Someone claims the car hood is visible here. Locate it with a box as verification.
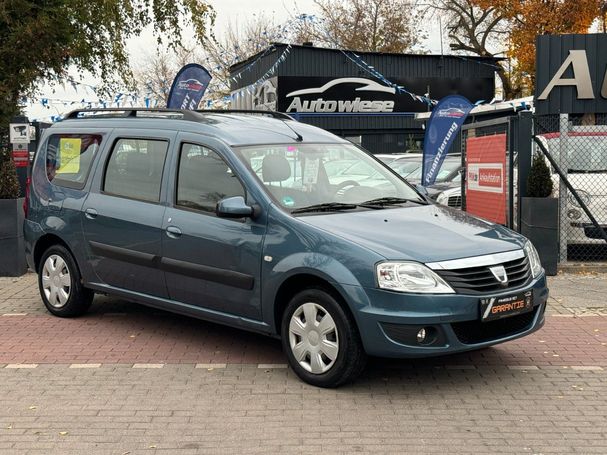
[300,204,524,263]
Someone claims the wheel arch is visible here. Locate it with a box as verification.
[272,272,362,336]
[33,234,73,273]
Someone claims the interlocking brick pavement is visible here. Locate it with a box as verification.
[0,365,606,454]
[1,272,606,453]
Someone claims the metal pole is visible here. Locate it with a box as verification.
[558,114,569,262]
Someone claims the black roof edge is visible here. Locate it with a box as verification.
[229,42,504,73]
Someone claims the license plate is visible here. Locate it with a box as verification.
[480,291,533,322]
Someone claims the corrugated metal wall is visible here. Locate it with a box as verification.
[230,44,497,88]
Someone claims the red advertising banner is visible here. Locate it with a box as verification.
[465,134,507,224]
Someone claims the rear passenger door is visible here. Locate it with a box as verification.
[81,130,175,298]
[161,135,266,319]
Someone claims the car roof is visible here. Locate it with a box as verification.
[51,109,347,147]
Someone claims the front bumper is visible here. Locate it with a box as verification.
[350,273,548,358]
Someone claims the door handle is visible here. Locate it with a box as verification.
[84,208,98,219]
[165,226,182,239]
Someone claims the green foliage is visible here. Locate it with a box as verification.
[0,0,215,124]
[527,152,553,198]
[0,144,20,199]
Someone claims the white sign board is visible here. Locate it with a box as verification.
[9,123,31,144]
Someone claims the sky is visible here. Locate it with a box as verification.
[25,0,443,121]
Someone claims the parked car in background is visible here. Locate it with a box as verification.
[435,129,607,244]
[24,109,548,388]
[538,128,607,245]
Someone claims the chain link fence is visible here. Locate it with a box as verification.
[535,114,607,262]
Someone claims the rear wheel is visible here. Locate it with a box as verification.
[281,288,366,388]
[39,245,93,317]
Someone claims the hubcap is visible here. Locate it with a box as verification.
[41,255,71,308]
[288,302,339,374]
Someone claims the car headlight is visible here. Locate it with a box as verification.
[436,192,448,205]
[524,241,543,278]
[568,189,591,208]
[376,262,454,294]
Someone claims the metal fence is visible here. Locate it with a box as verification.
[534,114,607,262]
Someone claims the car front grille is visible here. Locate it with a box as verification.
[434,255,532,295]
[447,195,462,207]
[451,306,541,344]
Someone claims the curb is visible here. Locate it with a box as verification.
[557,262,607,274]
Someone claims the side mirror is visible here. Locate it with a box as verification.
[415,184,429,197]
[216,196,254,218]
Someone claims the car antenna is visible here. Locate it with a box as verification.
[281,119,303,142]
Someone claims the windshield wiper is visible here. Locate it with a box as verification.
[359,197,427,207]
[291,202,358,214]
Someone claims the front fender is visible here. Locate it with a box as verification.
[261,252,372,335]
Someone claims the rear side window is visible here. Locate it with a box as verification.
[176,143,245,213]
[46,134,102,189]
[104,138,168,203]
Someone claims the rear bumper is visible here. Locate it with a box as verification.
[350,274,548,358]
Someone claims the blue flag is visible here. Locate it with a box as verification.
[166,63,212,110]
[421,95,473,186]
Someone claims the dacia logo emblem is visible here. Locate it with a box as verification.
[489,265,508,286]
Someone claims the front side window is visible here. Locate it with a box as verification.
[176,143,245,213]
[46,134,102,189]
[104,138,168,202]
[234,143,423,211]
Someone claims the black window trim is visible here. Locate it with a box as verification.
[45,133,104,191]
[173,141,248,219]
[101,136,170,205]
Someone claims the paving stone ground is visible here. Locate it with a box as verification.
[0,272,606,454]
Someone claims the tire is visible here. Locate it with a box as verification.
[38,245,93,317]
[281,288,367,388]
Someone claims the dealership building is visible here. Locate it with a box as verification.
[229,43,499,154]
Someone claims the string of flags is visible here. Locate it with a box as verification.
[26,12,530,123]
[341,50,439,106]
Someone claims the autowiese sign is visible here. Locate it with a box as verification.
[275,76,494,114]
[535,34,607,115]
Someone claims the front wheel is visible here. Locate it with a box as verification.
[281,288,367,388]
[39,245,93,317]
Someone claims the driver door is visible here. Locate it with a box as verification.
[161,136,266,320]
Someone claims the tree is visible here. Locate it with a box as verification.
[0,0,214,125]
[429,0,514,96]
[479,0,600,91]
[133,46,199,108]
[293,0,423,53]
[133,14,291,107]
[201,14,282,100]
[432,0,603,98]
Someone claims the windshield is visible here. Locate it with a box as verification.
[234,143,423,212]
[544,135,607,172]
[407,159,462,183]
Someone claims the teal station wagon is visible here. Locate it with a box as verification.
[24,109,548,387]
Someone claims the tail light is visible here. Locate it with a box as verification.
[23,177,31,219]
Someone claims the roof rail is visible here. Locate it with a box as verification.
[64,108,295,122]
[64,108,204,121]
[196,109,295,120]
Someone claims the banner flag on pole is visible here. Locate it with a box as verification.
[166,63,212,110]
[421,95,474,186]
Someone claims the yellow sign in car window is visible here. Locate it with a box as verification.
[57,138,82,174]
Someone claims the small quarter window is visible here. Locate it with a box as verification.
[46,134,102,189]
[104,138,168,203]
[176,143,245,213]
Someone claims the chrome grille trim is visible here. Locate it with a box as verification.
[426,249,525,271]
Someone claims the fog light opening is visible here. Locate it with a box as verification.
[416,328,426,343]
